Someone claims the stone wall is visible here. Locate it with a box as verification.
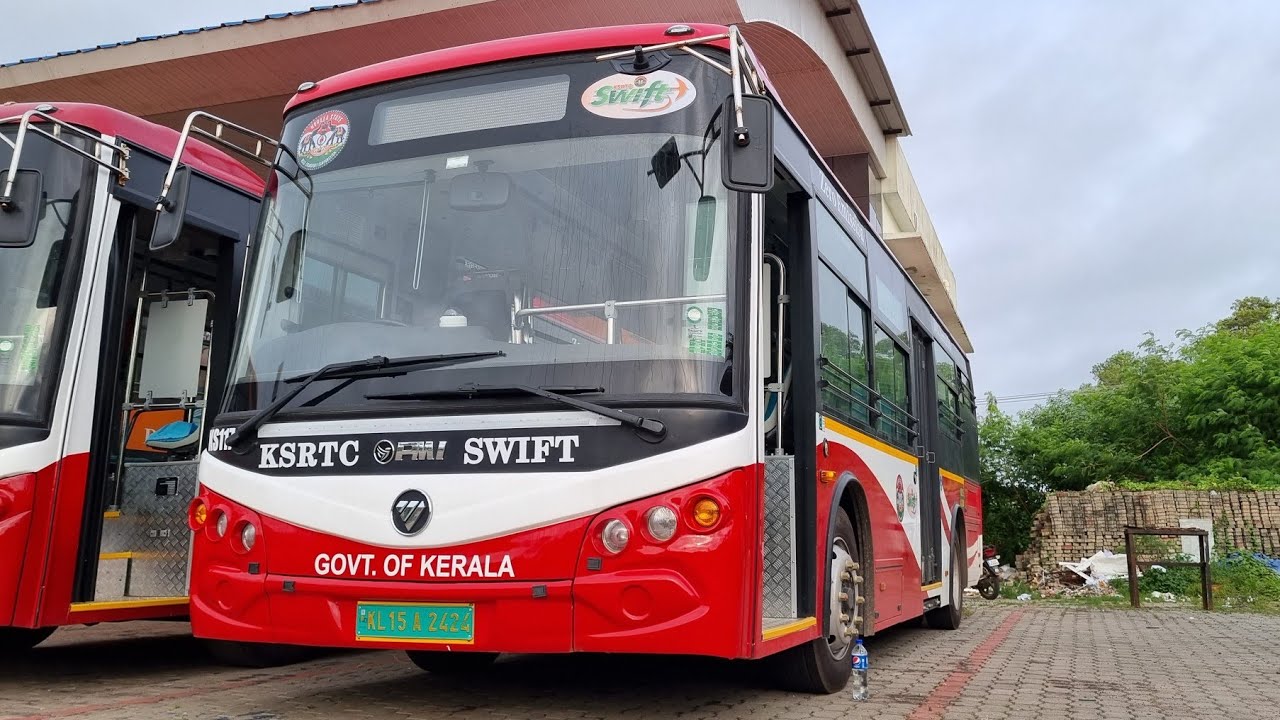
[1018,490,1280,577]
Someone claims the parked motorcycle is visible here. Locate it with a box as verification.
[976,546,1002,599]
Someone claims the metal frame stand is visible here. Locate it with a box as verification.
[1124,526,1213,610]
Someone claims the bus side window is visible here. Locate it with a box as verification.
[873,326,909,447]
[817,263,871,427]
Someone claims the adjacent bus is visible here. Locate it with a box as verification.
[0,102,266,650]
[176,23,981,692]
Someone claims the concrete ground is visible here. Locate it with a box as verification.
[2,603,1278,720]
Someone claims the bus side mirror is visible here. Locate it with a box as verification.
[150,165,192,251]
[0,169,44,248]
[721,94,774,193]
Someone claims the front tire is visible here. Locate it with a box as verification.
[406,650,499,674]
[925,525,964,630]
[773,508,863,694]
[0,627,55,652]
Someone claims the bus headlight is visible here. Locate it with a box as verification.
[601,519,630,554]
[238,521,257,552]
[644,506,678,542]
[212,510,228,539]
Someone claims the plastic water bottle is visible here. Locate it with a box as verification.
[851,638,869,700]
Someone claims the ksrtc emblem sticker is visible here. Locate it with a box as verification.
[297,109,351,170]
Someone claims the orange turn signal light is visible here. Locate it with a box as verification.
[189,499,208,529]
[691,497,721,529]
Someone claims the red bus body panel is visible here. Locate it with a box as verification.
[191,467,759,658]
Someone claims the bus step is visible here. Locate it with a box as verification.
[762,455,798,619]
[94,552,132,600]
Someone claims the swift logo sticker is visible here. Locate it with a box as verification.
[582,71,697,119]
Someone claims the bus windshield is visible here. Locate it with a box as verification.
[0,130,91,428]
[227,55,741,414]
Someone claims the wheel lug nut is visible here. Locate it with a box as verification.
[839,592,849,602]
[840,613,850,622]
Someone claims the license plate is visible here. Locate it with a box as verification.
[985,559,1000,567]
[355,602,474,644]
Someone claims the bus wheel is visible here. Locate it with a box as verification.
[924,526,964,630]
[0,627,55,652]
[773,508,860,694]
[406,650,499,674]
[204,639,311,667]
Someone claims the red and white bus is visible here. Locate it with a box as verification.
[183,23,981,691]
[0,102,267,650]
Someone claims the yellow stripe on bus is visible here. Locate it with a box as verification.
[921,581,944,592]
[940,470,966,486]
[103,510,121,519]
[98,552,133,561]
[822,416,918,464]
[68,597,188,612]
[762,617,817,641]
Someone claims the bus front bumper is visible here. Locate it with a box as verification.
[190,466,758,658]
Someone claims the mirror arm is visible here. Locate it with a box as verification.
[0,109,131,209]
[729,26,749,147]
[595,24,765,97]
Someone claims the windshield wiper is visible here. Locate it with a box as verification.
[367,382,667,442]
[367,383,604,399]
[227,351,504,450]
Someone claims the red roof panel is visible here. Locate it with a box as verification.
[0,101,264,194]
[285,22,733,113]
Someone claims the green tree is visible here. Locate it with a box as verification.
[978,395,1045,560]
[982,296,1280,556]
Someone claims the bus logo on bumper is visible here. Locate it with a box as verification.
[392,489,432,536]
[374,439,448,464]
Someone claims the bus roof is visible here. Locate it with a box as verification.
[0,101,264,194]
[285,22,733,114]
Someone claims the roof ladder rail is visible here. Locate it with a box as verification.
[156,110,310,213]
[0,107,131,209]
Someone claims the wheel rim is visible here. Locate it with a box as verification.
[826,537,861,659]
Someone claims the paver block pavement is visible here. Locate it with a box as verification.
[2,604,1278,719]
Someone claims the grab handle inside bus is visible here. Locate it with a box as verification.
[692,195,717,282]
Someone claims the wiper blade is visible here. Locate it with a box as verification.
[366,383,604,400]
[367,383,667,441]
[227,351,504,450]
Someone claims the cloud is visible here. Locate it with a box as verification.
[862,0,1280,404]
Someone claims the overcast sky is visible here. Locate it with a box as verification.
[3,1,1278,407]
[861,1,1280,407]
